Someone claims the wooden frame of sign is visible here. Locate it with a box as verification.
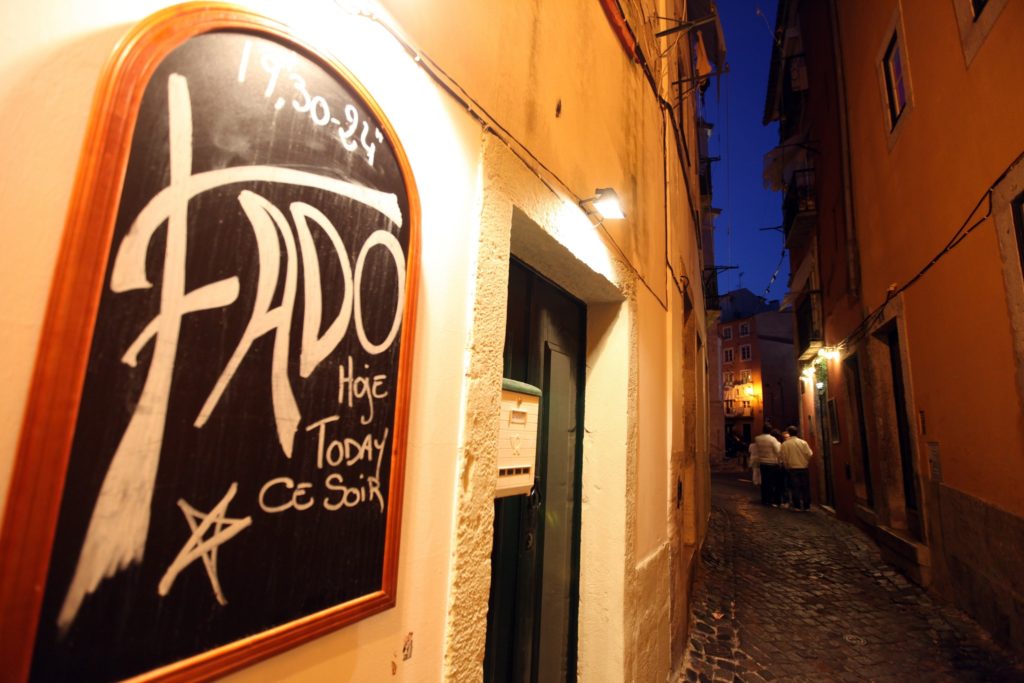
[0,3,419,681]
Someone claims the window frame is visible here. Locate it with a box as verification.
[724,348,734,364]
[740,344,752,361]
[875,5,914,147]
[882,33,907,128]
[722,326,733,341]
[988,163,1024,422]
[1014,193,1024,277]
[738,322,750,337]
[951,0,1009,66]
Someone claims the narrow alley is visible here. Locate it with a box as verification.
[682,473,1024,683]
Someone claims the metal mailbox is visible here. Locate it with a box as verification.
[496,379,541,498]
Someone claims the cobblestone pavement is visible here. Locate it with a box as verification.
[680,472,1024,682]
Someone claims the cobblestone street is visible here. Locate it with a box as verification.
[681,473,1024,682]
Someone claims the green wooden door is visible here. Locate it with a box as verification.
[485,259,585,683]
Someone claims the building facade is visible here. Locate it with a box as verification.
[717,289,797,448]
[765,0,1024,655]
[0,0,722,681]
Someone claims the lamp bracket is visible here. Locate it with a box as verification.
[655,14,717,38]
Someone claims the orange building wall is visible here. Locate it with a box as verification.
[837,0,1024,517]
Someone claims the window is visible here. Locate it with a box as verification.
[882,32,907,128]
[724,348,734,363]
[740,344,752,361]
[952,0,1008,66]
[724,371,734,385]
[739,323,750,337]
[742,400,751,409]
[1014,193,1024,278]
[740,369,752,384]
[722,327,733,341]
[991,163,1024,404]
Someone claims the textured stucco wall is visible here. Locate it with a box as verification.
[438,132,511,681]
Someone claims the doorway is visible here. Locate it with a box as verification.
[844,354,874,508]
[814,368,837,508]
[883,324,921,539]
[484,259,586,683]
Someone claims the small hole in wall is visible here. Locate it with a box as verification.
[555,99,562,117]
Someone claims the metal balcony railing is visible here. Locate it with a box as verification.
[779,54,808,140]
[783,168,817,247]
[703,268,721,311]
[795,290,824,361]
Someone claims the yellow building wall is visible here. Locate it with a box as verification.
[0,0,709,681]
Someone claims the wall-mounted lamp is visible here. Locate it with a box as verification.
[580,187,626,220]
[817,347,840,362]
[744,385,755,397]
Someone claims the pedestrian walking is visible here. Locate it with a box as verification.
[750,425,782,506]
[748,440,760,486]
[727,428,744,464]
[780,425,813,511]
[775,427,792,508]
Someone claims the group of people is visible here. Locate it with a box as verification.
[748,424,813,511]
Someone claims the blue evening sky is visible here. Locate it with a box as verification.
[704,0,788,302]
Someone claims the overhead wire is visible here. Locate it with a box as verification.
[830,148,1024,354]
[762,247,786,297]
[349,4,675,306]
[723,63,734,293]
[349,2,732,312]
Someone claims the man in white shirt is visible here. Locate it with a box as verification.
[750,425,782,506]
[780,425,813,511]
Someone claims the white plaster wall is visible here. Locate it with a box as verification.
[636,284,669,559]
[0,2,482,681]
[0,1,711,682]
[0,4,137,514]
[579,302,631,682]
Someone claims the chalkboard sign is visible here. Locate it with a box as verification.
[0,5,418,681]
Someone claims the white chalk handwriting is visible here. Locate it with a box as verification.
[258,417,389,514]
[238,38,384,166]
[338,356,389,425]
[157,483,253,605]
[58,69,405,631]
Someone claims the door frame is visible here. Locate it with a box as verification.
[485,259,586,683]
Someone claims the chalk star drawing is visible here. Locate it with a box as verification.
[158,482,252,605]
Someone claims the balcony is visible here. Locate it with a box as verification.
[783,168,816,249]
[699,160,713,198]
[795,290,823,361]
[779,54,808,140]
[703,267,721,311]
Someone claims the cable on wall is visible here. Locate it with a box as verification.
[828,147,1024,354]
[347,3,711,311]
